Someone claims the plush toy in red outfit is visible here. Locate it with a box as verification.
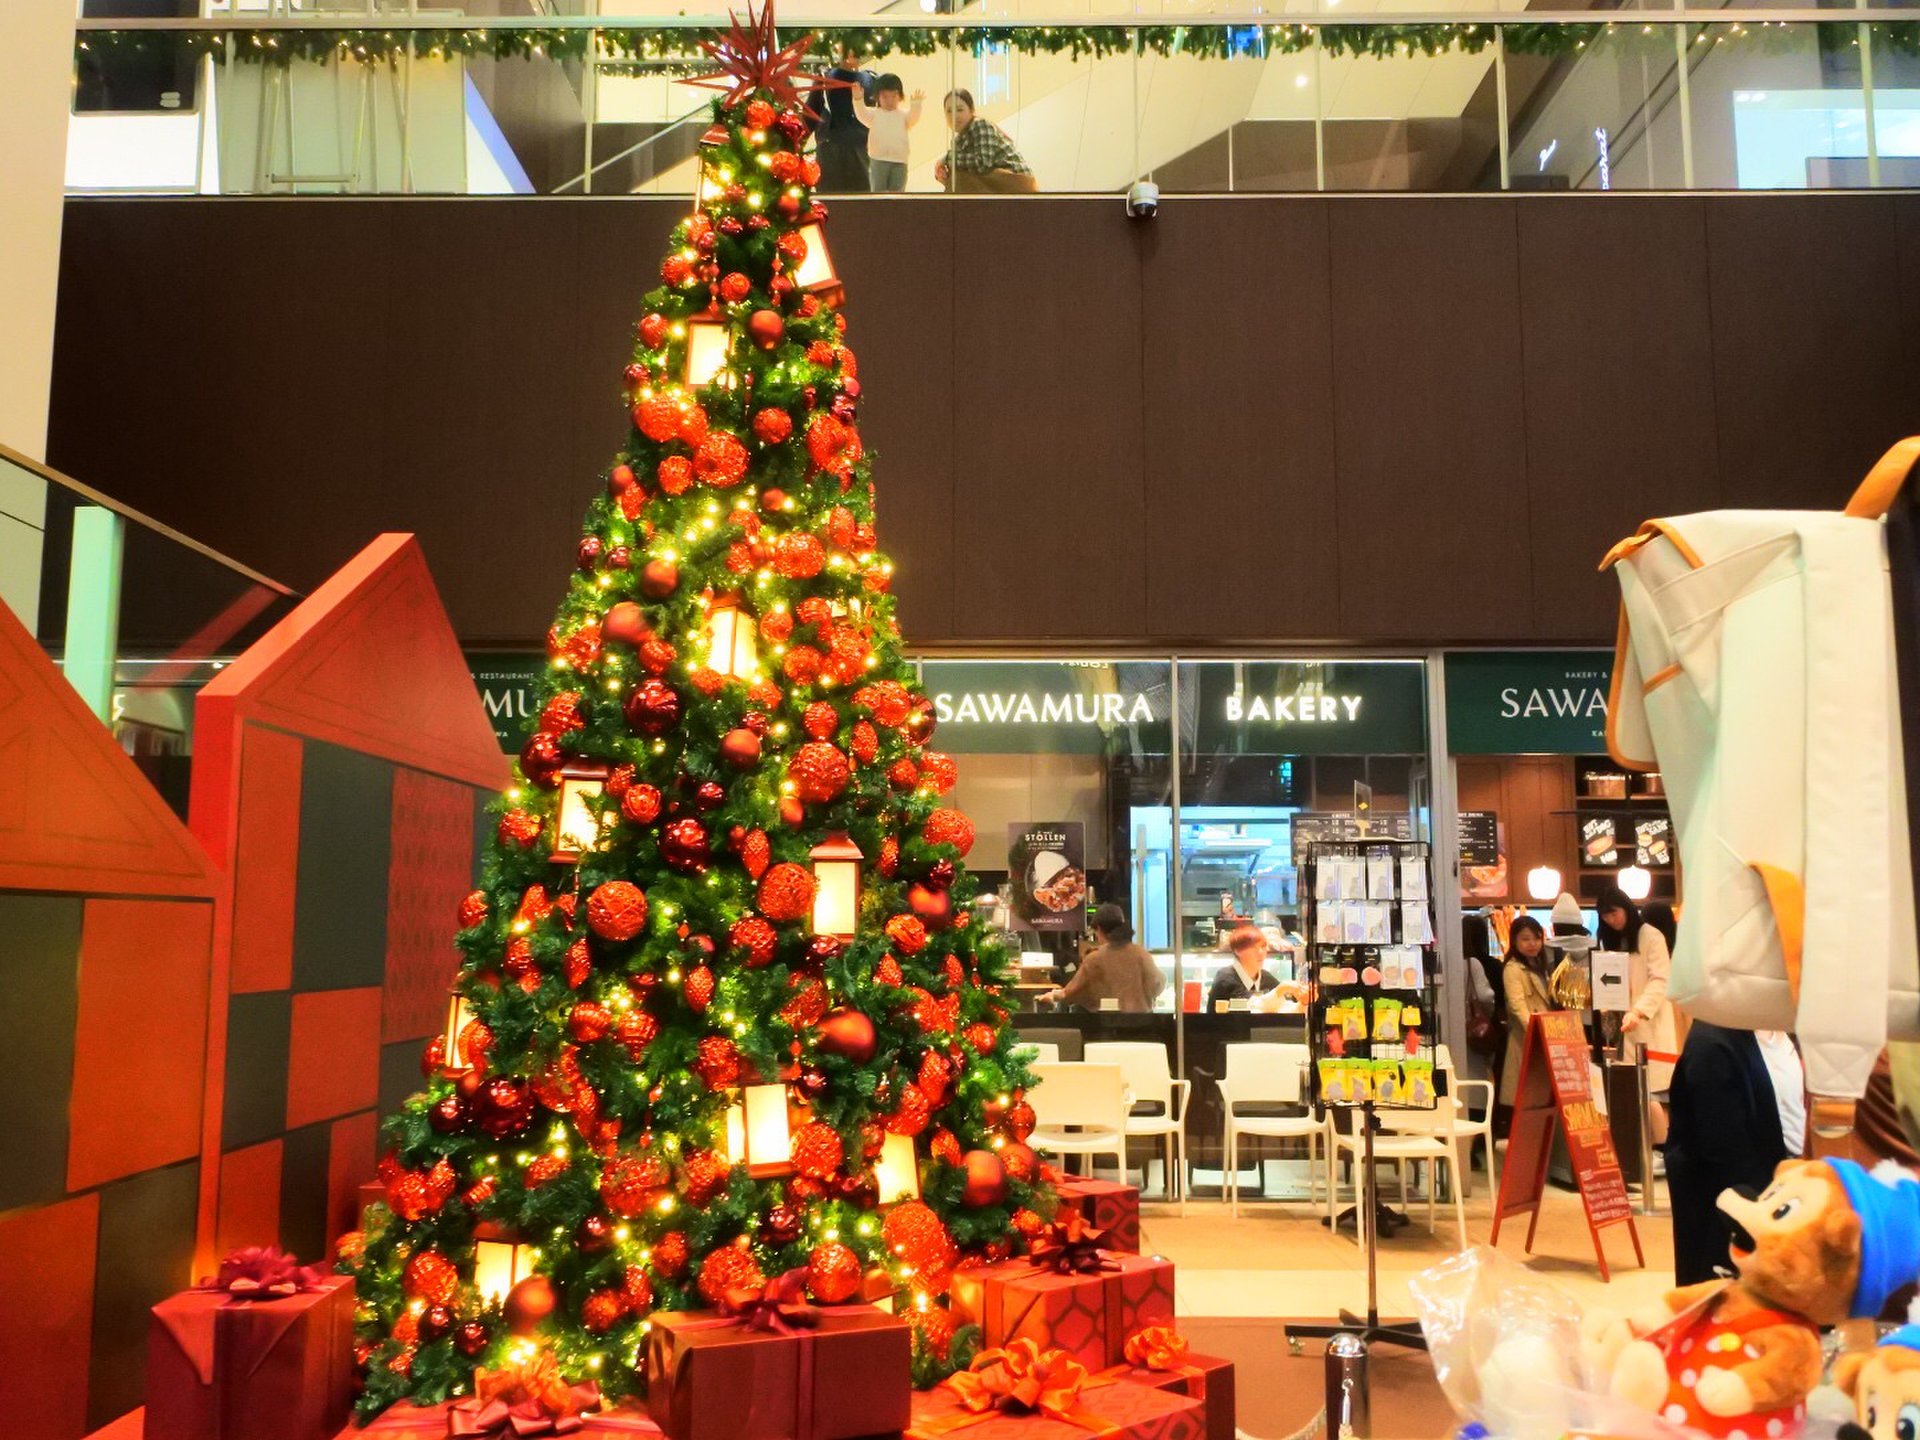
[1599,1159,1920,1439]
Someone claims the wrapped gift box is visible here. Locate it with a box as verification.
[645,1303,910,1440]
[948,1255,1175,1372]
[906,1373,1203,1440]
[147,1275,355,1440]
[1053,1178,1140,1253]
[1112,1354,1234,1440]
[348,1400,663,1437]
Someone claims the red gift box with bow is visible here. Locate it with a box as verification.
[147,1254,354,1440]
[906,1340,1204,1440]
[1051,1177,1140,1254]
[947,1231,1174,1374]
[644,1270,911,1440]
[1107,1328,1234,1440]
[348,1401,663,1439]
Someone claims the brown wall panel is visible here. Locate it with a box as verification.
[1139,201,1341,640]
[1706,195,1915,511]
[1327,199,1529,641]
[48,194,1920,651]
[1516,198,1721,637]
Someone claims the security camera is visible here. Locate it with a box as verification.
[1124,180,1159,219]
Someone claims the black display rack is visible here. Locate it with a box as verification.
[1290,835,1439,1352]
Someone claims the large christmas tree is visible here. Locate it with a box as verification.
[342,5,1046,1416]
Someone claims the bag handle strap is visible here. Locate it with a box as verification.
[1809,1097,1858,1156]
[1845,437,1920,519]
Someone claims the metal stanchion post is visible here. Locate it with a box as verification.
[1325,1333,1371,1439]
[1637,1048,1658,1216]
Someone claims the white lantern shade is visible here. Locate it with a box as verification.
[444,992,476,1071]
[810,832,863,939]
[552,764,608,863]
[722,1082,795,1177]
[788,221,843,303]
[704,599,759,681]
[873,1131,920,1205]
[473,1234,533,1304]
[1525,866,1563,903]
[1617,865,1654,901]
[684,315,731,388]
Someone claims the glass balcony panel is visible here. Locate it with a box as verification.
[1687,22,1876,190]
[1504,23,1674,191]
[1315,25,1506,191]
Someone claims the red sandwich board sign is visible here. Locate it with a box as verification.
[1489,1010,1644,1280]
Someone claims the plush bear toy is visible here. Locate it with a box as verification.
[1834,1317,1920,1440]
[1601,1159,1920,1440]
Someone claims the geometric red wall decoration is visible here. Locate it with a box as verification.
[0,1193,100,1440]
[68,899,213,1192]
[229,728,302,994]
[214,1138,283,1256]
[285,986,382,1132]
[383,768,475,1042]
[326,1109,379,1257]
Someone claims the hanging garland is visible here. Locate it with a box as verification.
[74,19,1920,73]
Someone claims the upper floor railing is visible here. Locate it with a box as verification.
[67,10,1920,196]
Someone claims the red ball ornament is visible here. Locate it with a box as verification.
[653,1230,690,1278]
[849,720,879,763]
[609,462,638,496]
[623,1266,654,1313]
[788,742,851,804]
[582,1291,626,1334]
[586,881,649,941]
[881,1200,957,1288]
[803,702,840,740]
[884,914,928,956]
[690,1034,737,1091]
[601,1153,671,1216]
[908,1306,957,1360]
[684,965,716,1014]
[505,1277,558,1336]
[403,1250,459,1305]
[904,697,938,745]
[577,1213,615,1254]
[719,271,752,303]
[640,558,680,599]
[960,1149,1008,1207]
[757,863,815,922]
[541,691,586,735]
[681,1149,731,1206]
[1006,1098,1036,1141]
[874,953,904,987]
[635,395,681,441]
[695,431,750,488]
[746,98,776,129]
[617,1008,659,1060]
[419,1304,454,1343]
[923,809,976,857]
[762,1204,803,1246]
[603,601,650,647]
[427,1092,469,1134]
[753,409,793,445]
[730,915,779,967]
[806,413,863,476]
[1000,1142,1038,1183]
[791,1121,845,1180]
[747,309,786,349]
[886,1083,932,1137]
[695,780,727,811]
[779,795,807,828]
[929,1128,963,1166]
[639,313,669,348]
[475,1076,534,1138]
[908,883,953,929]
[720,727,762,769]
[965,1022,999,1055]
[696,1241,766,1306]
[519,732,564,789]
[621,784,663,825]
[458,890,490,928]
[577,536,603,571]
[661,254,694,287]
[454,1320,492,1359]
[657,455,694,496]
[625,680,681,736]
[807,1241,862,1303]
[815,1008,877,1064]
[774,532,827,579]
[783,647,825,686]
[660,816,711,875]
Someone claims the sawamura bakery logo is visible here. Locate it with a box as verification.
[930,691,1155,726]
[1224,690,1364,724]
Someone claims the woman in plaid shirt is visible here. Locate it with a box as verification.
[934,89,1036,194]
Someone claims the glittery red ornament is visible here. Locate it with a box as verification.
[623,1265,654,1312]
[779,979,828,1030]
[760,610,794,645]
[923,809,975,856]
[617,1008,659,1060]
[621,784,663,824]
[718,271,752,304]
[779,795,807,827]
[874,953,904,987]
[602,1153,671,1217]
[586,881,648,941]
[762,1204,802,1246]
[965,1023,999,1055]
[475,1075,534,1138]
[519,732,565,789]
[805,413,862,476]
[679,403,709,444]
[660,816,711,875]
[803,702,839,740]
[526,1153,568,1188]
[746,309,785,348]
[720,727,762,768]
[884,914,928,955]
[849,721,879,764]
[458,890,490,928]
[1000,1142,1037,1184]
[657,455,694,496]
[402,1250,459,1306]
[641,638,678,676]
[882,1201,957,1289]
[886,1083,932,1137]
[685,968,718,1017]
[581,1290,627,1334]
[745,98,775,129]
[783,647,825,685]
[661,254,694,287]
[753,408,793,444]
[681,1149,731,1206]
[1005,1099,1036,1141]
[815,1007,877,1064]
[695,431,750,488]
[774,532,826,579]
[908,1305,957,1360]
[857,681,912,727]
[639,313,669,349]
[788,742,850,803]
[695,779,727,811]
[918,1050,951,1105]
[603,601,650,648]
[960,1149,1008,1207]
[757,863,815,922]
[929,1128,962,1166]
[878,836,900,878]
[636,394,682,441]
[921,752,959,793]
[696,1241,766,1306]
[540,691,586,736]
[805,1241,862,1304]
[505,1276,557,1336]
[791,1121,845,1180]
[459,1019,494,1066]
[740,828,771,880]
[569,1002,613,1043]
[730,915,779,967]
[578,537,604,572]
[624,679,681,736]
[640,558,680,599]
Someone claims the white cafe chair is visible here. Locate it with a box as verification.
[1216,1042,1320,1217]
[1084,1041,1190,1214]
[1027,1062,1128,1184]
[1329,1089,1469,1249]
[1014,1042,1062,1067]
[1435,1043,1497,1196]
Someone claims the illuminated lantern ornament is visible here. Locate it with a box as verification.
[683,311,732,388]
[809,832,863,939]
[722,1079,799,1177]
[788,220,844,306]
[873,1131,920,1204]
[472,1226,534,1304]
[1525,866,1562,903]
[1617,864,1653,901]
[442,990,477,1071]
[702,595,759,681]
[551,761,610,863]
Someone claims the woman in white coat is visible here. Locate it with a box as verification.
[1599,884,1679,1143]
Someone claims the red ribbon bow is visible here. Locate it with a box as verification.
[719,1266,820,1336]
[945,1338,1092,1420]
[447,1354,601,1439]
[1123,1325,1191,1372]
[196,1246,324,1301]
[1030,1211,1116,1275]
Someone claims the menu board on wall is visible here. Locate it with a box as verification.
[1291,811,1417,847]
[1456,811,1499,866]
[1635,816,1673,867]
[1008,823,1087,932]
[1580,815,1619,869]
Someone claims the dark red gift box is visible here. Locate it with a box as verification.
[147,1274,355,1440]
[347,1400,665,1437]
[905,1372,1204,1439]
[1109,1353,1234,1440]
[947,1255,1175,1373]
[1053,1178,1139,1253]
[644,1302,911,1440]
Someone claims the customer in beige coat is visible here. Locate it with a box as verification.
[1497,914,1554,1130]
[1599,884,1679,1142]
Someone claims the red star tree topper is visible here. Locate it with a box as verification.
[339,1,1047,1415]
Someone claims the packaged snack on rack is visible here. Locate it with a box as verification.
[1404,1058,1435,1105]
[1340,998,1369,1041]
[1371,998,1403,1043]
[1349,1060,1376,1102]
[1399,856,1429,901]
[1317,906,1344,945]
[1373,1059,1405,1104]
[1367,852,1397,900]
[1342,903,1369,945]
[1318,1057,1356,1104]
[1365,901,1394,944]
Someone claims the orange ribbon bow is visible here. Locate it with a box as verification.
[942,1338,1112,1431]
[449,1353,601,1438]
[1123,1326,1190,1372]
